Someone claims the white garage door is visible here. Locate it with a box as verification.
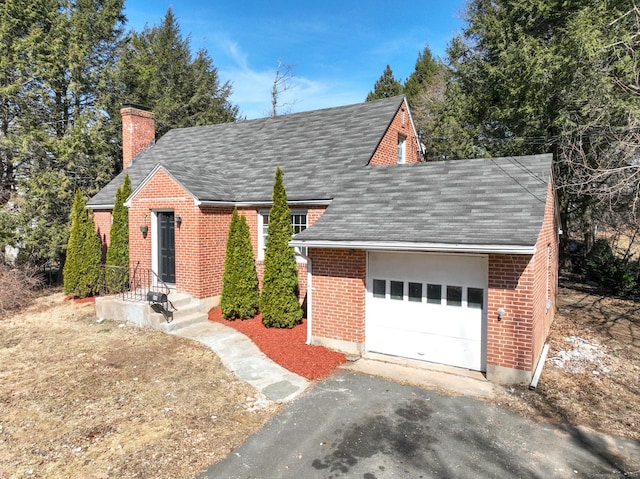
[366,252,487,371]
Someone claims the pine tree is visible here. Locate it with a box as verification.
[221,208,259,319]
[116,7,238,138]
[260,167,302,328]
[366,65,403,101]
[403,46,440,108]
[440,0,640,257]
[6,0,124,265]
[106,173,131,291]
[63,189,86,295]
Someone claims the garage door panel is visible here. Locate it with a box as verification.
[369,252,487,286]
[366,252,487,372]
[367,324,482,371]
[367,306,482,341]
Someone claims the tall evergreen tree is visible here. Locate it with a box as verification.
[106,173,131,291]
[0,0,53,205]
[63,189,102,298]
[260,167,302,328]
[221,208,259,319]
[366,65,403,101]
[437,0,640,255]
[5,0,125,265]
[403,46,440,108]
[116,7,239,138]
[63,189,86,295]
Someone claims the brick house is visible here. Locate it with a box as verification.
[89,96,559,384]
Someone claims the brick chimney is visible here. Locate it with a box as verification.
[120,105,155,170]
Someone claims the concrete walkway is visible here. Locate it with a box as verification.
[170,321,310,403]
[170,319,496,403]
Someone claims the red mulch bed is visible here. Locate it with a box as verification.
[208,308,347,380]
[64,295,97,304]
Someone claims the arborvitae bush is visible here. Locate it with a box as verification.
[106,174,132,291]
[75,211,102,298]
[63,190,85,295]
[221,208,259,319]
[260,167,303,328]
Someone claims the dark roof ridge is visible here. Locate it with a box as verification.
[159,95,406,135]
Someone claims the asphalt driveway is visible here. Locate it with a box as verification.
[197,370,640,478]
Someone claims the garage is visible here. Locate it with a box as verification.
[365,252,487,371]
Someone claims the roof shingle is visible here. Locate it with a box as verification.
[88,96,404,207]
[292,154,552,249]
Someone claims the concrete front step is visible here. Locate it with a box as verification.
[95,291,209,332]
[160,310,208,332]
[167,292,193,309]
[156,293,209,332]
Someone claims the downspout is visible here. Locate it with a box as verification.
[296,250,313,345]
[529,343,550,390]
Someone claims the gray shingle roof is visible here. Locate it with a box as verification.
[292,154,553,249]
[88,96,405,207]
[89,96,553,251]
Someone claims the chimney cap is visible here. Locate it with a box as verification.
[121,103,152,112]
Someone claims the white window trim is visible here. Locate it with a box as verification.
[258,209,308,262]
[151,209,175,287]
[397,134,406,164]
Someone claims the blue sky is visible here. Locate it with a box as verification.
[123,1,468,119]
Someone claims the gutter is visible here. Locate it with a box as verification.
[86,204,114,210]
[289,239,536,255]
[194,199,332,207]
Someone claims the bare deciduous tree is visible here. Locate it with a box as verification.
[270,60,297,117]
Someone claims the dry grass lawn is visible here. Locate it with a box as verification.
[496,279,640,442]
[2,280,639,477]
[0,292,279,479]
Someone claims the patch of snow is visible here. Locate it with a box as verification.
[548,336,610,374]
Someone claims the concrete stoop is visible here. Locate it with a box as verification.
[157,292,208,332]
[95,292,208,332]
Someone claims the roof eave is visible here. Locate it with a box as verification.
[289,239,536,255]
[195,199,333,207]
[86,203,114,210]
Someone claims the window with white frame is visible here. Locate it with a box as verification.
[397,134,406,164]
[259,210,307,260]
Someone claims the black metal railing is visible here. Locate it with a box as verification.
[124,265,171,303]
[99,263,171,303]
[98,263,176,322]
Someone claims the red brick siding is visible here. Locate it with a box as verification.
[193,206,233,298]
[369,100,420,165]
[486,179,558,373]
[487,254,535,371]
[93,210,112,248]
[309,249,367,344]
[128,168,231,299]
[531,180,559,364]
[121,107,155,170]
[129,177,327,302]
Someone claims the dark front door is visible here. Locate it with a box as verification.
[158,212,176,284]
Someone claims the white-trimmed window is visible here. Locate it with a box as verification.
[397,134,406,164]
[258,210,307,260]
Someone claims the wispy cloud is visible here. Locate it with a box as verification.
[219,40,364,119]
